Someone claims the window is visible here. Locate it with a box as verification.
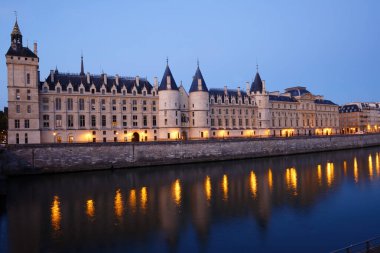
[80,88,84,94]
[101,99,106,111]
[14,119,20,129]
[56,87,61,93]
[91,115,96,127]
[102,115,106,127]
[68,88,73,94]
[91,88,95,94]
[143,116,147,126]
[42,97,49,111]
[55,115,62,127]
[55,98,61,111]
[112,99,117,111]
[133,115,138,127]
[153,116,157,126]
[27,89,31,100]
[112,90,116,95]
[218,118,222,126]
[16,105,20,113]
[16,133,19,144]
[67,98,73,110]
[133,90,137,96]
[24,119,29,129]
[102,89,105,95]
[165,119,167,126]
[122,100,127,111]
[27,105,31,113]
[67,115,74,127]
[79,98,85,110]
[123,115,127,127]
[79,115,85,127]
[43,115,49,128]
[26,73,30,84]
[132,100,137,111]
[91,99,96,111]
[24,133,28,144]
[43,86,48,93]
[211,118,215,126]
[16,89,20,100]
[112,115,117,127]
[167,133,170,139]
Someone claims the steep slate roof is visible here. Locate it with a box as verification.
[158,65,179,91]
[189,66,208,92]
[250,72,263,93]
[41,71,153,94]
[269,95,298,103]
[315,99,337,105]
[209,88,251,104]
[285,87,311,97]
[339,104,361,113]
[6,46,37,58]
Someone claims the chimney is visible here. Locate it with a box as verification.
[103,74,107,84]
[154,77,158,89]
[33,42,38,56]
[50,70,54,82]
[86,72,90,84]
[198,78,202,91]
[262,80,266,93]
[246,82,250,94]
[166,76,171,89]
[135,76,140,86]
[224,85,228,95]
[115,74,119,85]
[237,87,241,96]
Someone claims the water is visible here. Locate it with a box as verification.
[1,147,380,253]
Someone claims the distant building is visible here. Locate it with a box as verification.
[339,102,380,134]
[6,19,339,144]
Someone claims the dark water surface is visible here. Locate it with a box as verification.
[1,147,380,253]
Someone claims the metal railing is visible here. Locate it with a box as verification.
[331,236,380,253]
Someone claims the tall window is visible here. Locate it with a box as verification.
[152,116,157,126]
[16,89,20,100]
[132,100,137,111]
[42,97,49,111]
[15,119,20,129]
[16,133,19,144]
[101,99,106,111]
[112,115,117,127]
[112,99,117,111]
[79,98,85,110]
[133,115,138,127]
[143,115,147,126]
[26,73,30,84]
[55,98,61,111]
[24,133,28,144]
[102,115,106,127]
[27,89,31,100]
[79,115,85,127]
[91,99,96,111]
[123,115,127,127]
[67,115,74,127]
[42,115,49,128]
[55,115,62,127]
[91,115,96,127]
[16,105,20,113]
[67,98,73,110]
[24,119,30,129]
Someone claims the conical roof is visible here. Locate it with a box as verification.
[11,20,22,36]
[250,72,263,93]
[158,65,179,91]
[189,66,208,92]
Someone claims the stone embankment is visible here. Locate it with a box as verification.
[1,134,380,176]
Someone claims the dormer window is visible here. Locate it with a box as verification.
[68,88,72,94]
[143,91,147,96]
[102,89,105,95]
[91,89,95,94]
[80,88,84,94]
[56,87,61,93]
[152,91,156,96]
[122,90,126,96]
[43,86,48,93]
[133,90,137,96]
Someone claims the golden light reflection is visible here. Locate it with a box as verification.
[250,171,257,199]
[326,162,334,187]
[317,164,322,185]
[343,161,347,175]
[129,189,137,212]
[368,155,374,180]
[51,196,61,231]
[268,169,273,191]
[86,199,95,218]
[222,174,228,200]
[140,187,147,210]
[376,153,380,176]
[114,189,124,218]
[172,179,181,205]
[205,176,212,201]
[354,157,359,183]
[286,168,297,195]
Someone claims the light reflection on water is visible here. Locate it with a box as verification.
[3,147,380,253]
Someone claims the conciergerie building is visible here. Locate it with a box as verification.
[6,19,340,144]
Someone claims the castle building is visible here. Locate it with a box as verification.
[339,102,380,134]
[6,20,340,144]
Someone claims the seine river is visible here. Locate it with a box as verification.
[1,147,380,253]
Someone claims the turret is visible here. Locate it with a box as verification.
[158,62,181,140]
[188,63,210,139]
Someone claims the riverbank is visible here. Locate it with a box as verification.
[1,134,380,176]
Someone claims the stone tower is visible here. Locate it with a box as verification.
[6,19,41,144]
[188,64,210,139]
[250,70,270,135]
[158,62,181,140]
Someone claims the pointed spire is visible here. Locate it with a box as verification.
[11,12,21,36]
[158,61,179,91]
[80,53,85,75]
[189,63,208,93]
[250,72,263,93]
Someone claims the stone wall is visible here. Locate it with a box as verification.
[1,134,380,175]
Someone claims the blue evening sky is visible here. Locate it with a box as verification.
[0,0,379,109]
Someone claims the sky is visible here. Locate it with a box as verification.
[0,0,379,109]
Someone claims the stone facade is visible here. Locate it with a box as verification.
[339,102,380,134]
[6,20,340,144]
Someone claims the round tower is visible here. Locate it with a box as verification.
[188,64,210,139]
[158,63,181,140]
